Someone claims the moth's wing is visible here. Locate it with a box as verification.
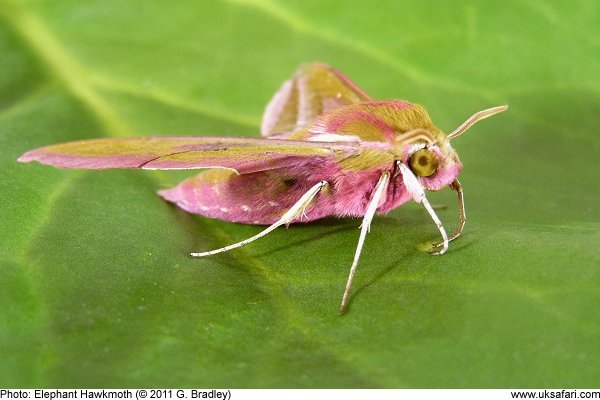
[18,136,358,174]
[261,63,372,138]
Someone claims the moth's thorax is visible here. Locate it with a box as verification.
[374,141,461,214]
[305,100,442,141]
[298,97,462,193]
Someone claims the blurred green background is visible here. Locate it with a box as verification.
[1,0,598,388]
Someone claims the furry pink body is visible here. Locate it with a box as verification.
[158,161,397,225]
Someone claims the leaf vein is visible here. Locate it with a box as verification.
[0,0,134,135]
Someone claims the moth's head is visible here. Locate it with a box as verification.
[404,141,461,191]
[402,104,508,191]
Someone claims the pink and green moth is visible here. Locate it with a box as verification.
[18,63,507,313]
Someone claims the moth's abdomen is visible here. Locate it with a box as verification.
[158,162,402,224]
[158,168,336,225]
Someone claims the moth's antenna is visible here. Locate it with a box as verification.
[447,105,508,140]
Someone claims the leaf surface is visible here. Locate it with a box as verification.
[1,0,598,388]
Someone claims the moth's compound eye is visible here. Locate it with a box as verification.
[409,149,439,177]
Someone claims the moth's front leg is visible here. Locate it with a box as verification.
[432,179,465,249]
[397,162,449,255]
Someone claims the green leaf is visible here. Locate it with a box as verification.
[1,0,598,388]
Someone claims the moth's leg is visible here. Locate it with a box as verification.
[339,171,391,314]
[432,179,465,248]
[189,180,328,258]
[398,162,449,255]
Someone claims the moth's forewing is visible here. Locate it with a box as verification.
[261,63,372,138]
[18,136,355,173]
